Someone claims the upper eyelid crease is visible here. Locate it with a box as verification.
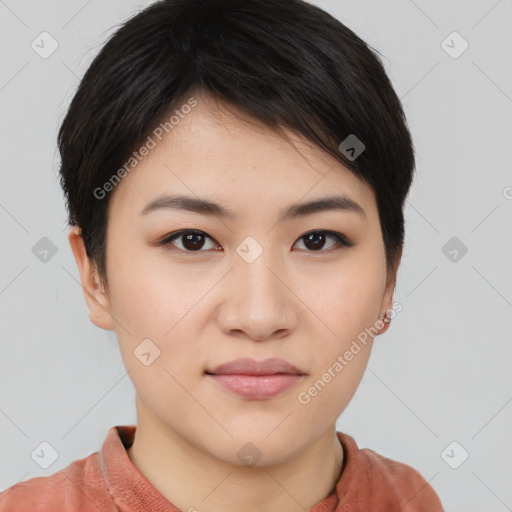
[159,229,353,251]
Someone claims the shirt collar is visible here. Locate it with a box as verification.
[99,424,357,512]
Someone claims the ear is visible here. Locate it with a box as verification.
[68,226,115,331]
[377,284,394,335]
[377,246,402,336]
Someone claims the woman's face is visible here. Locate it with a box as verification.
[82,95,394,465]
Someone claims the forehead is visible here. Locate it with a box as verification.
[107,96,377,221]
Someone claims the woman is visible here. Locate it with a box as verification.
[0,0,444,510]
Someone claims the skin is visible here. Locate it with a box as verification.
[69,92,397,512]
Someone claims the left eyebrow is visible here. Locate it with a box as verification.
[139,193,367,221]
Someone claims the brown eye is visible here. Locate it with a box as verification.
[158,229,353,254]
[294,231,353,252]
[159,230,220,252]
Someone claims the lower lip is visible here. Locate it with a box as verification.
[207,373,304,399]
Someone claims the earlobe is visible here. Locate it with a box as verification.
[377,278,396,335]
[376,247,403,335]
[376,310,392,335]
[67,226,115,331]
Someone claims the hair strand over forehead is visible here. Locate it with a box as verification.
[58,0,415,290]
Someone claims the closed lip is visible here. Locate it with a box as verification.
[206,357,306,376]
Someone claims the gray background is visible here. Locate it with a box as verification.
[0,0,511,510]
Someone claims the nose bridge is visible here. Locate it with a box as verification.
[219,234,295,339]
[234,234,284,298]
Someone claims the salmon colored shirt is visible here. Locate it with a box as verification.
[0,425,444,511]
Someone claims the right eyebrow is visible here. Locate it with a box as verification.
[139,193,367,221]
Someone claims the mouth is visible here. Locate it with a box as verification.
[205,358,306,400]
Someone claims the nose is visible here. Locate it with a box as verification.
[216,244,298,342]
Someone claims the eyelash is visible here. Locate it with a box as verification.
[157,229,355,253]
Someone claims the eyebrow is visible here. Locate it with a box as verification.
[139,193,366,221]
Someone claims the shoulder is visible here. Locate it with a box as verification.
[0,451,116,512]
[337,432,444,511]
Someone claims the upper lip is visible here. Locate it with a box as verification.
[206,358,305,376]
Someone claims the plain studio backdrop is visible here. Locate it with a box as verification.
[0,1,511,510]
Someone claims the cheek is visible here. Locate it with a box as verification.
[106,248,212,371]
[294,335,373,433]
[313,258,386,341]
[106,240,186,331]
[304,254,385,402]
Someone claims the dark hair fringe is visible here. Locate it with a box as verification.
[58,0,415,289]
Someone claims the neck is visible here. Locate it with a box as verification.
[126,399,344,512]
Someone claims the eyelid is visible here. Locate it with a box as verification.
[296,230,355,250]
[157,229,355,252]
[157,229,221,251]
